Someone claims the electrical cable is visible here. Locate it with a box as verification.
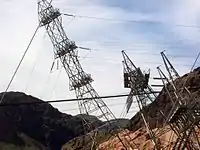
[78,46,197,58]
[24,39,44,92]
[65,17,76,27]
[190,52,200,71]
[50,66,63,99]
[162,31,197,55]
[182,52,200,89]
[0,92,159,107]
[78,54,194,67]
[24,59,38,92]
[0,24,40,104]
[79,43,199,51]
[79,49,92,61]
[62,13,199,70]
[60,102,139,112]
[120,104,127,118]
[40,68,52,98]
[62,13,200,29]
[76,48,196,68]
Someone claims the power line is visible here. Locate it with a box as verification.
[78,46,197,58]
[62,13,200,29]
[79,47,197,67]
[79,56,194,67]
[24,38,44,92]
[50,67,63,99]
[182,52,200,88]
[60,102,139,112]
[0,24,40,104]
[80,43,200,51]
[0,92,159,107]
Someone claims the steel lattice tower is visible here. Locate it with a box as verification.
[158,52,200,149]
[161,51,179,81]
[122,50,161,149]
[38,1,132,149]
[38,0,115,125]
[122,51,183,149]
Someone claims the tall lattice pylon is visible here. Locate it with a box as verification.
[161,51,179,80]
[38,1,132,149]
[122,51,183,149]
[158,52,200,149]
[122,50,163,149]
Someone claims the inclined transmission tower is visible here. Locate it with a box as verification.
[157,51,200,149]
[122,50,162,149]
[37,1,133,149]
[121,51,191,149]
[161,51,179,80]
[160,51,182,105]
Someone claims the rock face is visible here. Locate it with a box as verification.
[128,68,200,132]
[1,68,199,150]
[98,127,178,150]
[0,92,102,150]
[62,119,130,150]
[99,67,200,149]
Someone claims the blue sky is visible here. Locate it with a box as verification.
[0,0,200,118]
[99,0,171,13]
[101,0,200,53]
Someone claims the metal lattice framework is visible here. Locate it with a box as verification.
[122,50,161,149]
[158,52,200,149]
[168,103,200,149]
[160,51,181,105]
[38,0,133,149]
[121,51,190,149]
[161,51,179,81]
[38,0,115,124]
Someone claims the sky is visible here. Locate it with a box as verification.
[0,0,200,119]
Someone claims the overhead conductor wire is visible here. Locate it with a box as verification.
[0,92,160,107]
[62,13,200,28]
[0,24,40,104]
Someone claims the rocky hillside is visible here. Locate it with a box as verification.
[62,119,130,150]
[128,67,200,132]
[0,92,102,150]
[99,67,200,149]
[1,67,199,150]
[98,126,178,150]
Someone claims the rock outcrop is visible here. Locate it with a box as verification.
[0,92,102,150]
